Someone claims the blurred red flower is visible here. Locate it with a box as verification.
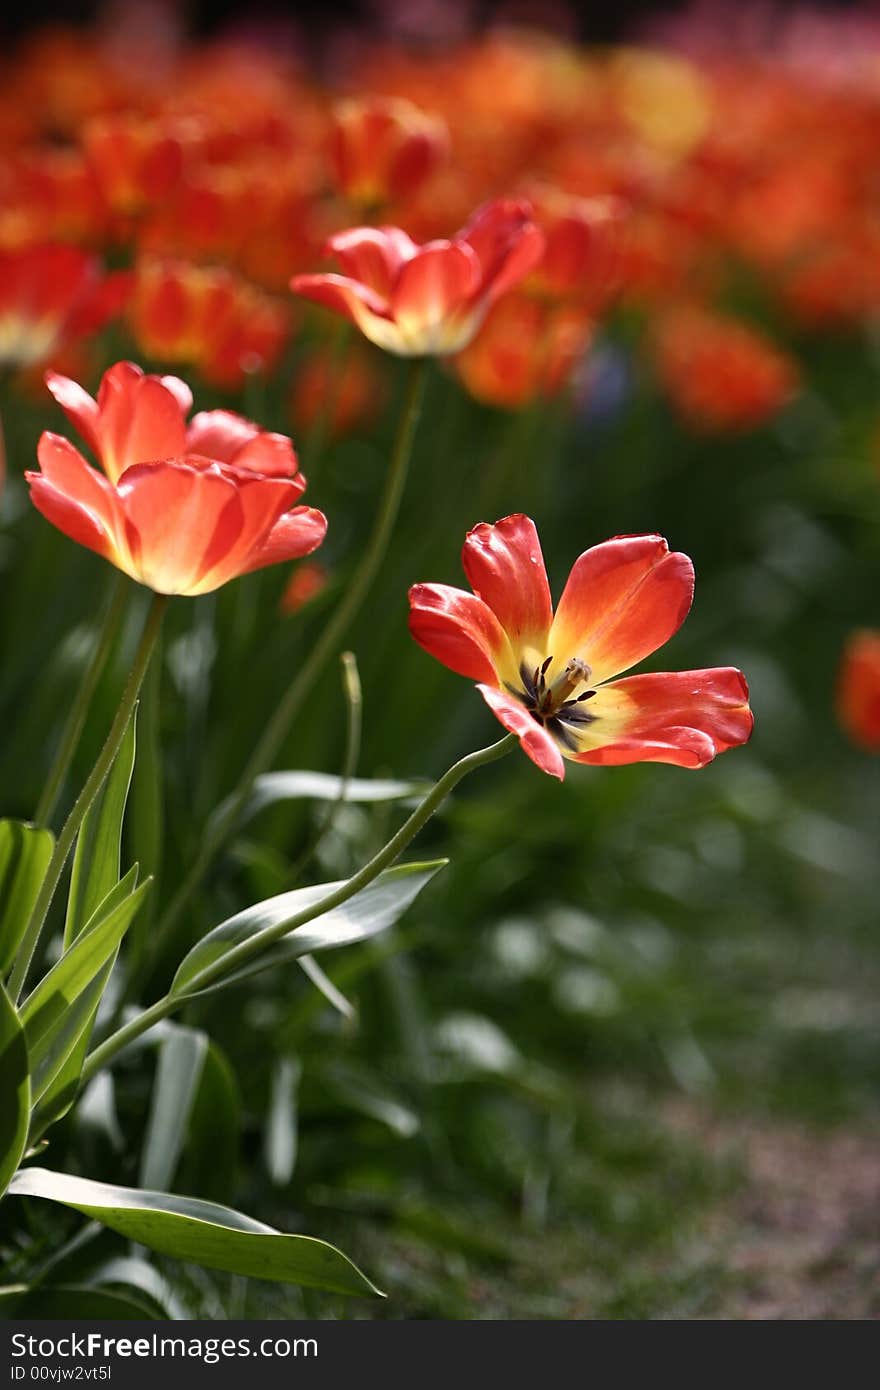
[0,243,129,373]
[330,96,449,209]
[837,631,880,753]
[651,307,799,432]
[291,198,544,356]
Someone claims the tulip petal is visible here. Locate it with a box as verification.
[35,433,121,537]
[460,199,546,303]
[408,583,514,684]
[391,242,482,352]
[96,362,189,483]
[241,506,329,573]
[326,226,419,296]
[548,535,694,685]
[26,473,116,564]
[476,684,565,779]
[44,371,101,457]
[570,667,753,768]
[117,460,244,595]
[462,514,552,653]
[195,472,303,590]
[186,410,299,478]
[291,274,404,354]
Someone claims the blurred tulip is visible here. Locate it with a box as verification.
[129,258,290,386]
[837,631,880,753]
[291,198,544,356]
[280,560,329,615]
[0,243,130,372]
[527,184,626,306]
[291,343,387,440]
[453,292,591,409]
[330,96,449,208]
[409,514,753,778]
[84,112,201,218]
[651,307,799,432]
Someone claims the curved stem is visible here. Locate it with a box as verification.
[9,592,169,1003]
[34,573,129,828]
[153,357,429,954]
[82,732,516,1082]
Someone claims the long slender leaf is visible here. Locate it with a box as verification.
[218,771,425,829]
[0,820,54,976]
[64,708,137,947]
[171,860,445,997]
[22,871,150,1103]
[265,1057,301,1186]
[139,1025,208,1192]
[0,980,30,1198]
[9,1168,383,1297]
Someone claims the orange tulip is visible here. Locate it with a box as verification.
[84,113,200,218]
[651,307,799,432]
[527,183,626,306]
[837,631,880,753]
[45,360,299,484]
[291,199,544,357]
[290,343,387,441]
[129,258,290,387]
[28,362,326,596]
[0,243,130,372]
[280,561,329,616]
[453,293,592,410]
[330,96,449,208]
[409,515,753,779]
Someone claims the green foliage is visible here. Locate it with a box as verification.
[8,1168,383,1297]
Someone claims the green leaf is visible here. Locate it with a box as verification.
[177,1040,240,1203]
[64,707,137,947]
[0,980,30,1198]
[7,1285,160,1318]
[264,1057,301,1186]
[22,870,150,1104]
[171,860,445,997]
[0,819,54,976]
[219,771,425,829]
[298,954,355,1020]
[139,1024,208,1192]
[8,1168,383,1297]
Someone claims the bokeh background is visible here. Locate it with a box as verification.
[1,0,878,1319]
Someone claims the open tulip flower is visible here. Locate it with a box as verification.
[27,362,326,596]
[290,198,545,356]
[409,515,753,779]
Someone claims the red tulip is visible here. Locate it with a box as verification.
[837,630,880,753]
[45,360,299,485]
[330,96,449,208]
[28,364,325,596]
[0,243,129,372]
[291,198,544,356]
[409,515,753,779]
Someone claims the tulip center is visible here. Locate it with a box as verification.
[507,655,598,750]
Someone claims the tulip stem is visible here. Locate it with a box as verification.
[9,591,169,1003]
[153,356,429,956]
[34,573,130,828]
[82,731,516,1083]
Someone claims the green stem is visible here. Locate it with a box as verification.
[34,574,129,828]
[153,357,429,955]
[82,732,516,1082]
[9,592,169,1003]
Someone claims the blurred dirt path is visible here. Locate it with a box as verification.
[667,1102,880,1319]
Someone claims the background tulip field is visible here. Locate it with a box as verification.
[1,0,879,1321]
